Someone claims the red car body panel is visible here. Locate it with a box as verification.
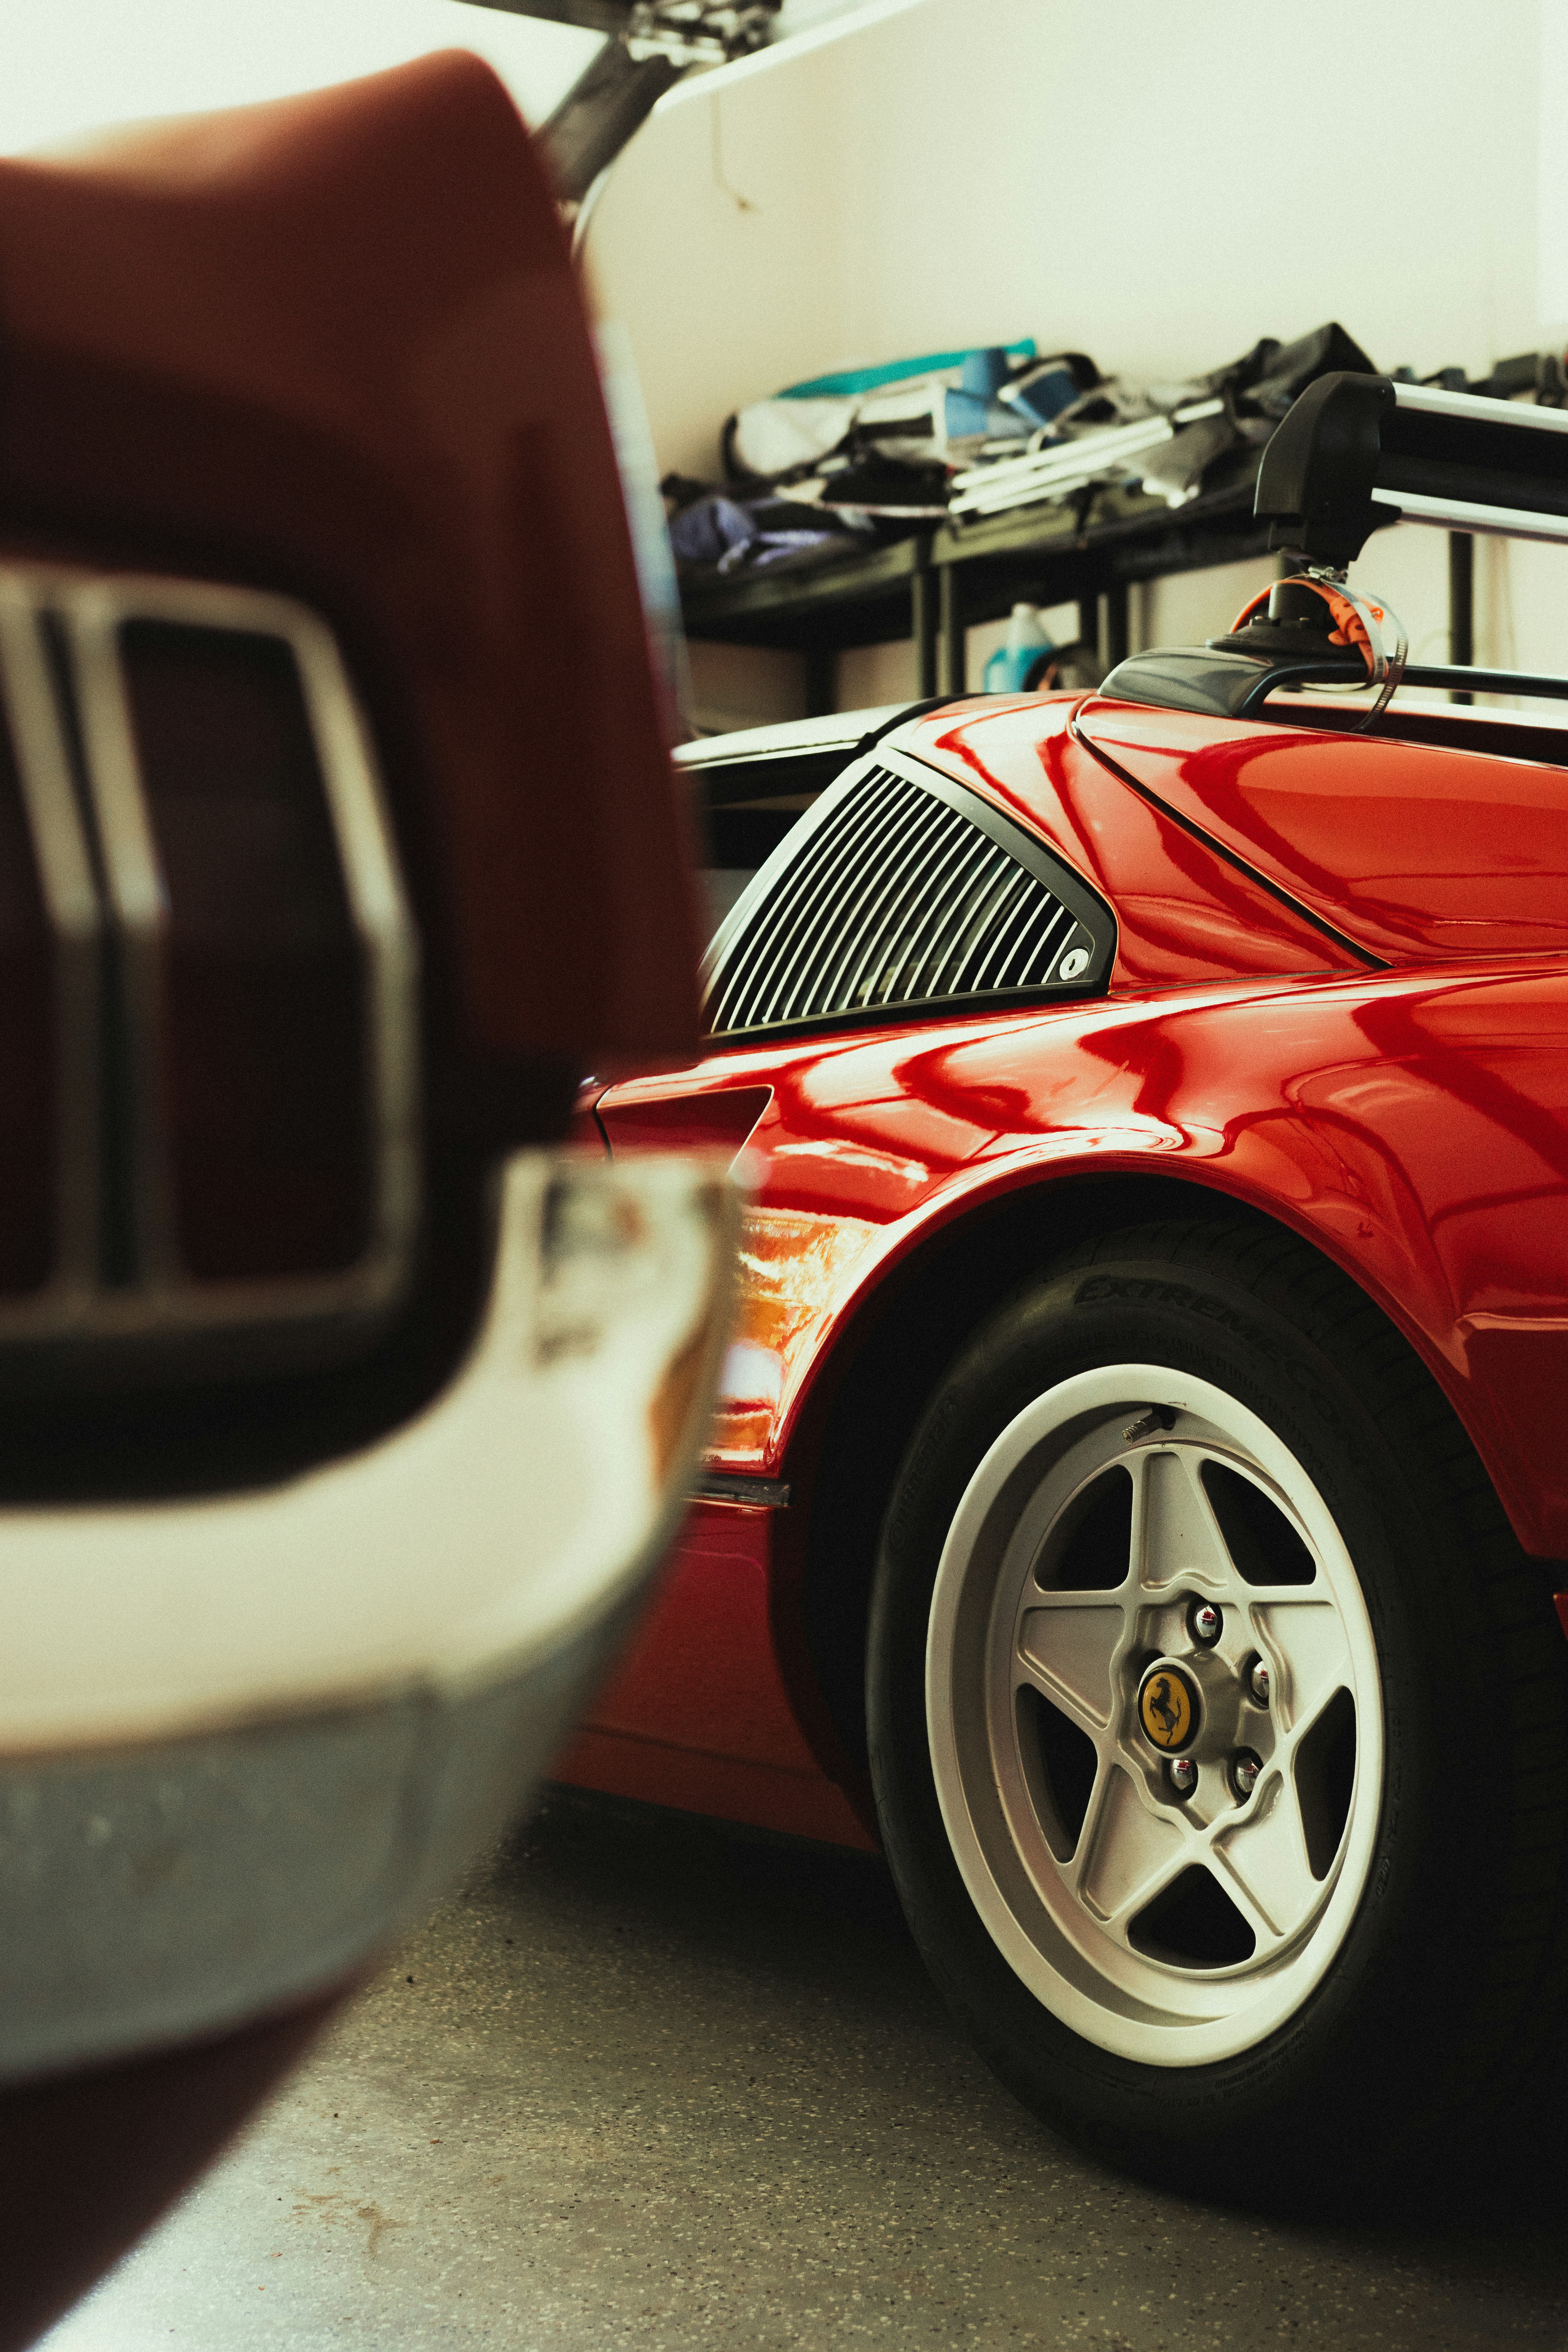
[0,50,701,1086]
[560,693,1568,1847]
[556,1498,875,1848]
[896,697,1369,988]
[1075,697,1568,965]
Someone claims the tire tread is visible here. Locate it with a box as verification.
[869,1212,1568,2193]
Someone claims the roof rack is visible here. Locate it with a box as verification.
[1098,646,1568,725]
[1093,372,1568,722]
[1255,372,1568,566]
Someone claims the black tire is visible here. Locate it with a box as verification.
[866,1218,1568,2203]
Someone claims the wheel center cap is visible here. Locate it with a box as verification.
[1137,1660,1201,1753]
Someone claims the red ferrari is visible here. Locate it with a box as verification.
[561,374,1568,2195]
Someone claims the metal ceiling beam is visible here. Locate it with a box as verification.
[534,37,680,201]
[466,0,787,205]
[463,0,784,63]
[464,0,636,30]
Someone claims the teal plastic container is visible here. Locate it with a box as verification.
[984,603,1053,692]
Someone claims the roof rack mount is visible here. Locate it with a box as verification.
[1255,373,1568,568]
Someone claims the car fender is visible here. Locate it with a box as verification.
[708,962,1568,1562]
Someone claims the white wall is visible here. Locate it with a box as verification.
[0,0,599,151]
[587,0,1554,726]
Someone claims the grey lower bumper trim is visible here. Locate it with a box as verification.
[0,1630,603,2089]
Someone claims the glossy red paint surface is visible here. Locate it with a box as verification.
[908,696,1368,987]
[598,1085,772,1159]
[557,1500,874,1848]
[598,969,1568,1538]
[556,694,1568,1849]
[1076,696,1568,965]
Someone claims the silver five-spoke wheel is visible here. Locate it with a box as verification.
[871,1224,1568,2197]
[927,1364,1382,2066]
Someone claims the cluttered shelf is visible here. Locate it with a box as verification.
[680,528,928,653]
[673,326,1559,709]
[680,469,1278,695]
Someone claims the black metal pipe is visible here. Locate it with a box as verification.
[534,38,679,201]
[1241,657,1568,720]
[1405,661,1568,699]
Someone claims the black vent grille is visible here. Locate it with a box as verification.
[704,761,1110,1038]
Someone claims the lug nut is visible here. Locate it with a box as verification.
[1248,1658,1271,1706]
[1189,1599,1223,1646]
[1230,1748,1263,1802]
[1167,1756,1198,1798]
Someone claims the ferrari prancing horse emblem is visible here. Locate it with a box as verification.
[1138,1662,1199,1753]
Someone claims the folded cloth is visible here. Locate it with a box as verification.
[666,489,872,580]
[952,323,1379,520]
[727,395,862,477]
[1138,321,1376,504]
[728,339,1059,479]
[684,328,1367,547]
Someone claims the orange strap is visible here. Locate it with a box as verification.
[1231,579,1385,670]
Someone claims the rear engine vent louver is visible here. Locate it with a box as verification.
[704,761,1112,1039]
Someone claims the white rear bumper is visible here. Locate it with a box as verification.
[0,1147,736,2084]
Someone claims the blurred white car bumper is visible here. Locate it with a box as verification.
[0,1147,735,2085]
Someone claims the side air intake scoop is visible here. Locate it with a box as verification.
[1256,371,1568,566]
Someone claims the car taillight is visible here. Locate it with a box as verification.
[117,620,369,1282]
[0,692,54,1294]
[0,562,418,1371]
[0,582,99,1315]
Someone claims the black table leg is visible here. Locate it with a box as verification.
[1449,532,1474,705]
[1106,579,1129,671]
[1077,594,1099,664]
[912,538,937,696]
[939,565,965,695]
[804,645,836,717]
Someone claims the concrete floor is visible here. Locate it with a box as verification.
[40,1790,1568,2352]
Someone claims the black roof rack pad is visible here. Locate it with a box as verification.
[1256,372,1568,568]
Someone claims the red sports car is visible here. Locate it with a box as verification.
[561,374,1568,2195]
